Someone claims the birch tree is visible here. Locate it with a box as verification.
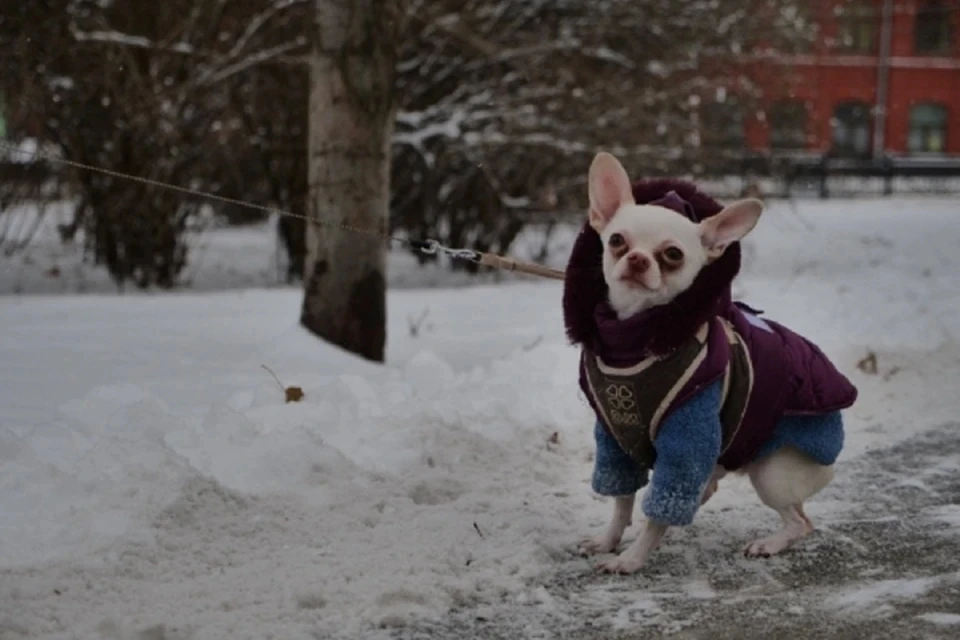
[299,0,401,362]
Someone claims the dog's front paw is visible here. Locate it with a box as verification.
[577,534,620,556]
[597,553,645,575]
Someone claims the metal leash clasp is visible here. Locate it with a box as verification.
[419,239,440,255]
[448,247,481,263]
[410,238,480,264]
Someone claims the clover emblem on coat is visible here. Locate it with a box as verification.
[605,383,636,411]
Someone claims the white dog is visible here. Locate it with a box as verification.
[562,152,858,574]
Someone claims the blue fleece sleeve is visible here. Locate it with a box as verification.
[591,420,649,496]
[751,410,844,466]
[641,379,723,526]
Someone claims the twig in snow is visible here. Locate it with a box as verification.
[856,351,878,375]
[408,307,431,337]
[522,335,543,352]
[547,431,560,450]
[261,363,286,390]
[473,522,485,539]
[261,364,305,403]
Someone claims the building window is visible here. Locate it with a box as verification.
[701,99,745,148]
[835,1,877,53]
[768,101,808,150]
[831,101,872,157]
[908,103,948,153]
[915,1,952,54]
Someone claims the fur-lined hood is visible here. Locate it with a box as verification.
[561,179,739,361]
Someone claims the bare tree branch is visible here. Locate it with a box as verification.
[70,26,196,54]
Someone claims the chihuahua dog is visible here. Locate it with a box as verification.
[565,152,857,574]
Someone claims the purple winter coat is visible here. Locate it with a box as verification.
[563,179,858,471]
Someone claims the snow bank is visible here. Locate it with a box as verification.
[2,196,959,638]
[0,280,599,638]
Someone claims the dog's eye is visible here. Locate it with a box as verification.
[662,247,684,264]
[608,233,625,249]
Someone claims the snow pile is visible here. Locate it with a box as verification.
[0,282,597,638]
[2,196,960,638]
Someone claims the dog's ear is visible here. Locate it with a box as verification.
[587,152,635,233]
[699,198,763,259]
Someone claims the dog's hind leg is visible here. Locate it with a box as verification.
[742,446,834,558]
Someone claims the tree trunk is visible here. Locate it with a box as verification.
[300,0,397,362]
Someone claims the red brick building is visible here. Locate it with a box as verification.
[743,0,960,159]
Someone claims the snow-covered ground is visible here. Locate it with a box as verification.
[2,196,960,639]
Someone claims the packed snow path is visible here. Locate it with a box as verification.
[1,197,959,639]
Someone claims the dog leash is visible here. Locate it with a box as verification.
[0,141,567,281]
